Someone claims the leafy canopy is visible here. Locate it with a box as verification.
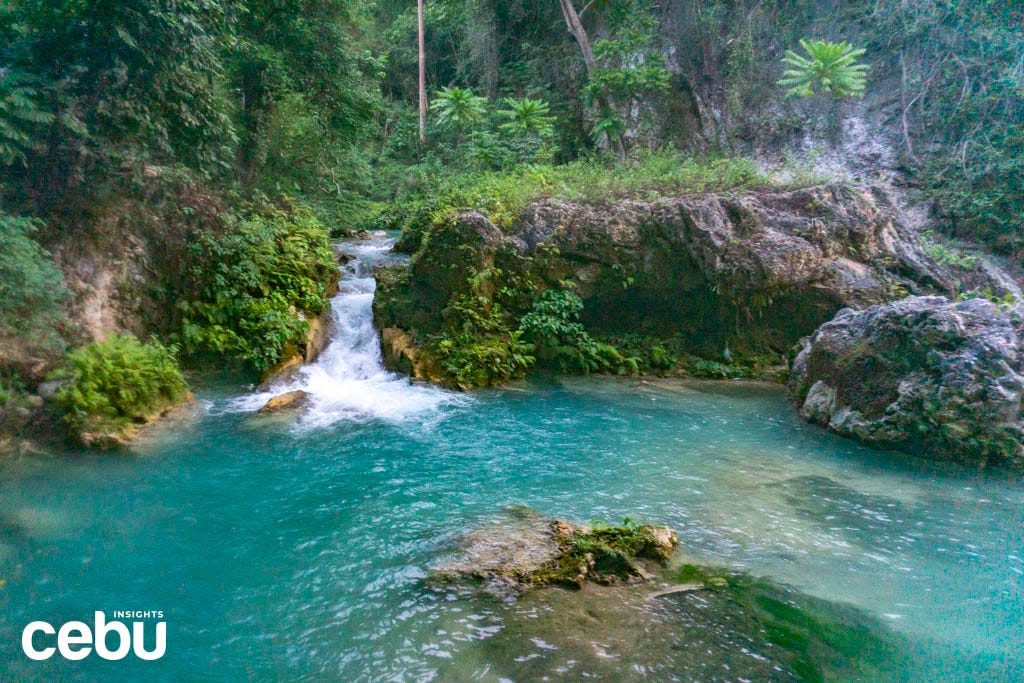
[497,98,555,138]
[779,39,868,98]
[430,86,488,132]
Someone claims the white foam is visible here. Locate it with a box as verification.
[226,233,466,426]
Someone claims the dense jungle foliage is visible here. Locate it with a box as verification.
[0,0,1021,430]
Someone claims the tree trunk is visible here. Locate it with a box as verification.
[558,0,627,161]
[558,0,595,71]
[418,0,427,144]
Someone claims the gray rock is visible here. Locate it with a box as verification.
[432,507,680,597]
[377,183,1013,364]
[789,296,1024,469]
[37,380,67,401]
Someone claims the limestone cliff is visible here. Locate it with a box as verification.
[375,183,1008,382]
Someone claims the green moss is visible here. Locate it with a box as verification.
[532,518,677,588]
[663,564,912,681]
[674,563,732,588]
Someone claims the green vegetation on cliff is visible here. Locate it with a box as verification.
[0,0,364,416]
[384,152,764,253]
[174,199,338,373]
[0,211,68,359]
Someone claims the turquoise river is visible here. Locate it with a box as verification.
[0,236,1021,681]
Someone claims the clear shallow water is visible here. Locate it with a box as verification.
[0,237,1021,681]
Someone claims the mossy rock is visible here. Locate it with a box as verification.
[433,515,918,681]
[432,511,678,595]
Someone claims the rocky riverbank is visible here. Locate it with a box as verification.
[790,296,1024,469]
[375,182,1022,466]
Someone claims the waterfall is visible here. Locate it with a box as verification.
[229,233,464,426]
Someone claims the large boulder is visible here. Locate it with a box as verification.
[789,296,1024,469]
[504,184,952,348]
[376,184,1003,365]
[379,326,447,384]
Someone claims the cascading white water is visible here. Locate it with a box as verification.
[229,233,464,426]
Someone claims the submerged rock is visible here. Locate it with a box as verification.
[433,508,679,596]
[789,296,1024,468]
[259,390,310,413]
[431,517,919,682]
[74,393,196,450]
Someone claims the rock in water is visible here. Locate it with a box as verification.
[789,296,1024,469]
[433,508,679,596]
[259,390,310,413]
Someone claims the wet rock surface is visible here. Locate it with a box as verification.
[790,296,1024,468]
[259,389,311,413]
[432,507,678,596]
[429,508,921,682]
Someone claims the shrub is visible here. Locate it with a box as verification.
[519,289,638,374]
[430,292,535,388]
[53,335,189,433]
[174,197,336,373]
[919,230,978,270]
[434,331,535,389]
[927,134,1024,256]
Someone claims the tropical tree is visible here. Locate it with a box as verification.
[585,24,670,159]
[430,85,488,143]
[418,0,427,144]
[1,0,233,206]
[779,39,869,98]
[230,0,383,187]
[497,97,555,138]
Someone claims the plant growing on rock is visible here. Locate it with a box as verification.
[535,517,678,588]
[432,293,534,389]
[518,289,637,375]
[779,39,868,98]
[174,198,336,374]
[52,335,189,441]
[584,21,670,158]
